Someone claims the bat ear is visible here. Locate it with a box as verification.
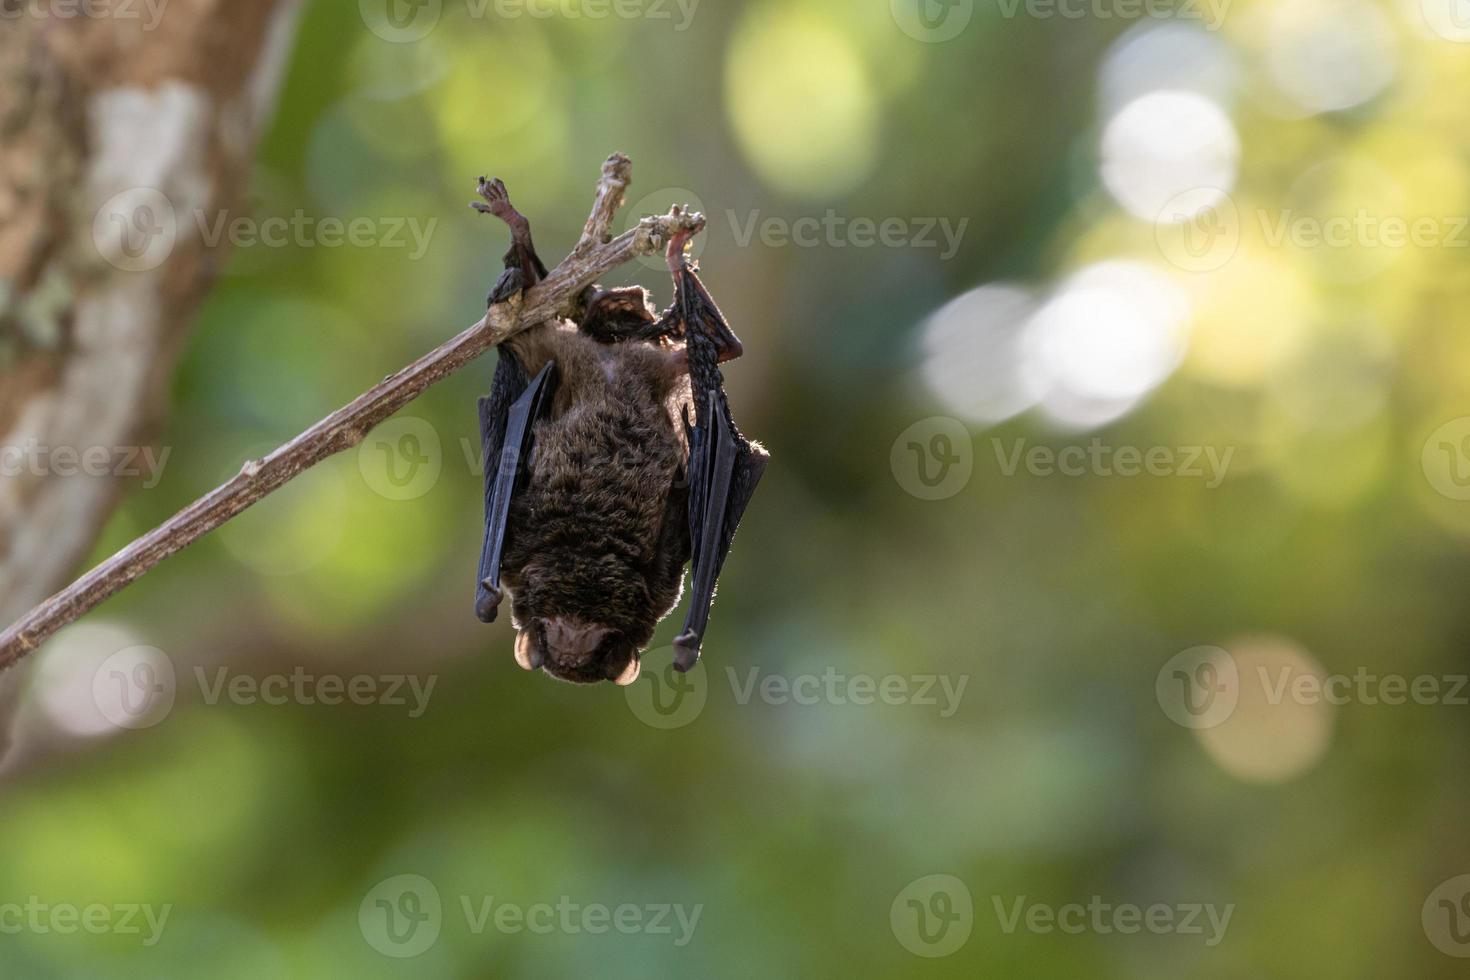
[608,652,641,687]
[514,628,545,671]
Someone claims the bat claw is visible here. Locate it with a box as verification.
[473,176,521,225]
[475,579,503,624]
[672,632,702,672]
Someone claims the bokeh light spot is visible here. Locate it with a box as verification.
[1101,91,1239,222]
[1024,261,1192,406]
[1263,0,1399,115]
[1195,636,1334,784]
[919,284,1045,425]
[726,5,879,198]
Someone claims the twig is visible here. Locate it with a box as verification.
[0,154,706,671]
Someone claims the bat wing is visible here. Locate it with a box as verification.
[670,264,768,672]
[474,354,558,623]
[673,392,768,671]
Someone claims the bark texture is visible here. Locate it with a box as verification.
[0,3,305,750]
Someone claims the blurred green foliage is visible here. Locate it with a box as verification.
[6,0,1470,977]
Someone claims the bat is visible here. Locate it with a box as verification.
[470,176,767,686]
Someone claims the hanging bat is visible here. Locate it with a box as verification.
[470,176,767,686]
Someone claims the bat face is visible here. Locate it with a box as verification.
[502,552,670,686]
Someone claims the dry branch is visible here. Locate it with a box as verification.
[0,153,706,670]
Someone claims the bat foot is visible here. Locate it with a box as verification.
[475,579,503,624]
[472,176,525,227]
[665,211,696,275]
[487,267,528,308]
[672,632,702,672]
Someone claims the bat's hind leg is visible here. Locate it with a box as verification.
[665,222,743,369]
[664,218,768,673]
[473,176,549,306]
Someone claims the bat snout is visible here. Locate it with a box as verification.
[519,618,641,686]
[540,617,610,666]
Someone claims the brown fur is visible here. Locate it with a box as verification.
[498,322,693,684]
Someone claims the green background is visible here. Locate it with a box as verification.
[6,0,1470,976]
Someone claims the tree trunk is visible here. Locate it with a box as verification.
[0,2,304,753]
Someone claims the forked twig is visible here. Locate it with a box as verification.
[0,153,706,670]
